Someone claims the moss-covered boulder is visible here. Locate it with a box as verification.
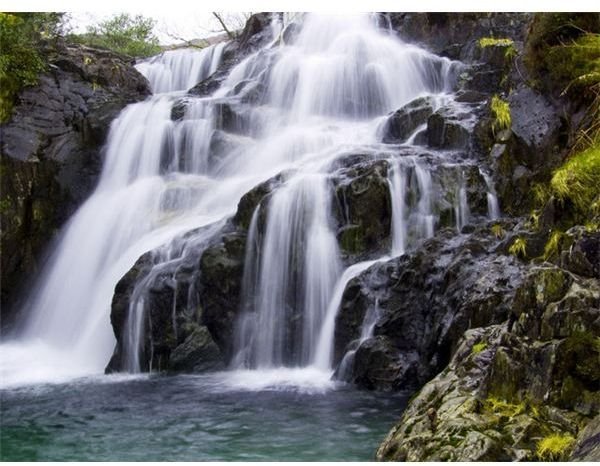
[376,262,599,461]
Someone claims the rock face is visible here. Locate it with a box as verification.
[376,262,599,461]
[0,41,150,328]
[105,223,246,373]
[382,13,530,60]
[334,222,526,391]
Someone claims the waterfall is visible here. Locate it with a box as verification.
[0,43,234,386]
[136,44,226,94]
[2,13,470,388]
[239,175,342,368]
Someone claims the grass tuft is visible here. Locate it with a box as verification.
[472,342,488,355]
[490,95,512,135]
[537,433,576,461]
[509,237,527,258]
[550,143,600,217]
[491,224,505,239]
[543,230,565,261]
[484,396,526,418]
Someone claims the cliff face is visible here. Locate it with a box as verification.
[0,41,150,327]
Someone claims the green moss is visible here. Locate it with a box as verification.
[484,396,526,418]
[339,226,365,254]
[536,433,576,461]
[490,95,511,135]
[509,237,527,258]
[472,342,488,355]
[551,142,600,222]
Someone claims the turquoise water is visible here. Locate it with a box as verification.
[0,372,408,461]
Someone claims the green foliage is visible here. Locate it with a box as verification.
[491,224,505,239]
[525,14,600,99]
[509,237,528,258]
[471,342,487,355]
[479,37,514,48]
[70,13,161,58]
[536,433,576,461]
[543,230,566,261]
[0,13,64,122]
[550,142,600,221]
[479,37,516,59]
[490,95,511,135]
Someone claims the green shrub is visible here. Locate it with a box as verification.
[70,13,161,58]
[0,13,64,122]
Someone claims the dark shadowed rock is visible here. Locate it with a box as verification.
[335,223,526,391]
[381,97,434,144]
[1,41,150,328]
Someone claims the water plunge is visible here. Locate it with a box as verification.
[1,13,499,389]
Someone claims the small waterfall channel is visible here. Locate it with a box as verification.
[1,13,500,389]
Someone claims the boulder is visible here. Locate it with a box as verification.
[381,97,434,144]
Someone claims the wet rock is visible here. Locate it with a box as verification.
[385,13,530,61]
[333,159,391,255]
[352,337,420,391]
[198,231,247,359]
[188,13,275,98]
[169,325,224,372]
[508,86,562,160]
[571,414,600,461]
[1,41,150,328]
[213,102,248,134]
[381,97,434,144]
[335,224,525,390]
[426,111,470,150]
[561,228,600,278]
[377,256,599,461]
[233,174,284,230]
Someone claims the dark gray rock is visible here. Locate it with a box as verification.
[1,41,150,328]
[381,97,434,144]
[426,111,470,150]
[335,223,526,390]
[333,159,391,255]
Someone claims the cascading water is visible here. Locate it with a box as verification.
[137,44,226,93]
[0,45,229,387]
[1,13,500,389]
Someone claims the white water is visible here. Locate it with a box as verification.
[2,14,490,390]
[137,44,226,94]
